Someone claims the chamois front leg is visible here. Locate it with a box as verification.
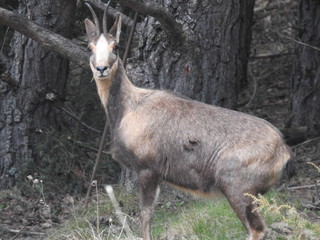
[138,169,160,240]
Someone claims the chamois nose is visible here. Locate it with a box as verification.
[96,66,109,75]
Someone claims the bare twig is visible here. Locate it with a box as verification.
[254,1,298,16]
[83,119,109,213]
[0,225,45,236]
[307,162,320,173]
[122,12,138,66]
[301,202,320,210]
[316,182,320,202]
[244,65,258,108]
[115,0,185,44]
[288,184,318,191]
[7,193,34,209]
[69,137,111,155]
[251,52,293,59]
[0,26,10,52]
[105,185,134,238]
[84,0,133,28]
[58,106,101,134]
[12,226,25,240]
[291,136,320,148]
[269,28,320,52]
[259,65,284,80]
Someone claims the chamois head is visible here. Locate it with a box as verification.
[85,2,122,80]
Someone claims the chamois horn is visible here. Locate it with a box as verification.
[85,2,100,36]
[103,0,112,36]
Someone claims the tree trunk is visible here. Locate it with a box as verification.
[0,0,76,189]
[289,0,320,137]
[128,0,255,108]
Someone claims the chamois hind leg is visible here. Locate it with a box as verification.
[138,169,160,240]
[223,188,267,240]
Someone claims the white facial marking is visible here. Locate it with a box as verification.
[95,35,110,66]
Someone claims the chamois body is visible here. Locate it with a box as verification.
[84,7,292,240]
[109,63,289,194]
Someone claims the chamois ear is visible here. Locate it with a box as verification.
[85,18,98,43]
[109,13,122,43]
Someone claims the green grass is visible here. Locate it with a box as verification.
[47,188,140,240]
[47,188,320,240]
[245,190,320,240]
[47,192,246,240]
[152,199,245,240]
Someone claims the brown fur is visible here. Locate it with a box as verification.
[85,10,292,240]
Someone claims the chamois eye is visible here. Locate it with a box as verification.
[112,44,120,55]
[88,42,96,52]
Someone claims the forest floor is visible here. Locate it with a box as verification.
[0,0,320,239]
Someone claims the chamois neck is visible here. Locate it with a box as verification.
[94,58,134,110]
[106,59,150,131]
[93,58,119,110]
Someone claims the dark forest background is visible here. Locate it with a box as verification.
[0,1,320,237]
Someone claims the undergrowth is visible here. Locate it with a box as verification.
[47,163,320,239]
[246,162,320,240]
[47,189,318,240]
[152,199,245,240]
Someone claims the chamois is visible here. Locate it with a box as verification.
[84,5,292,240]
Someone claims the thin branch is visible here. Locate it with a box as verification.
[115,0,185,44]
[269,27,320,52]
[123,12,138,66]
[58,106,101,134]
[105,185,135,238]
[12,226,25,240]
[291,136,320,148]
[72,139,111,155]
[83,119,109,213]
[0,225,45,236]
[245,65,258,108]
[288,184,318,191]
[0,7,89,68]
[0,26,9,52]
[251,52,293,59]
[85,0,133,28]
[301,202,320,210]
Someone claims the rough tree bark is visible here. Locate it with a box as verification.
[125,0,255,108]
[0,0,76,189]
[289,0,320,137]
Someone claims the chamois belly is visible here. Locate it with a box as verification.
[154,142,221,195]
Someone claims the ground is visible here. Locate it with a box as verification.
[0,0,319,239]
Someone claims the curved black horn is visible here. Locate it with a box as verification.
[103,0,112,36]
[85,2,100,36]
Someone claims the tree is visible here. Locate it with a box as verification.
[122,0,255,108]
[0,0,77,189]
[289,0,320,137]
